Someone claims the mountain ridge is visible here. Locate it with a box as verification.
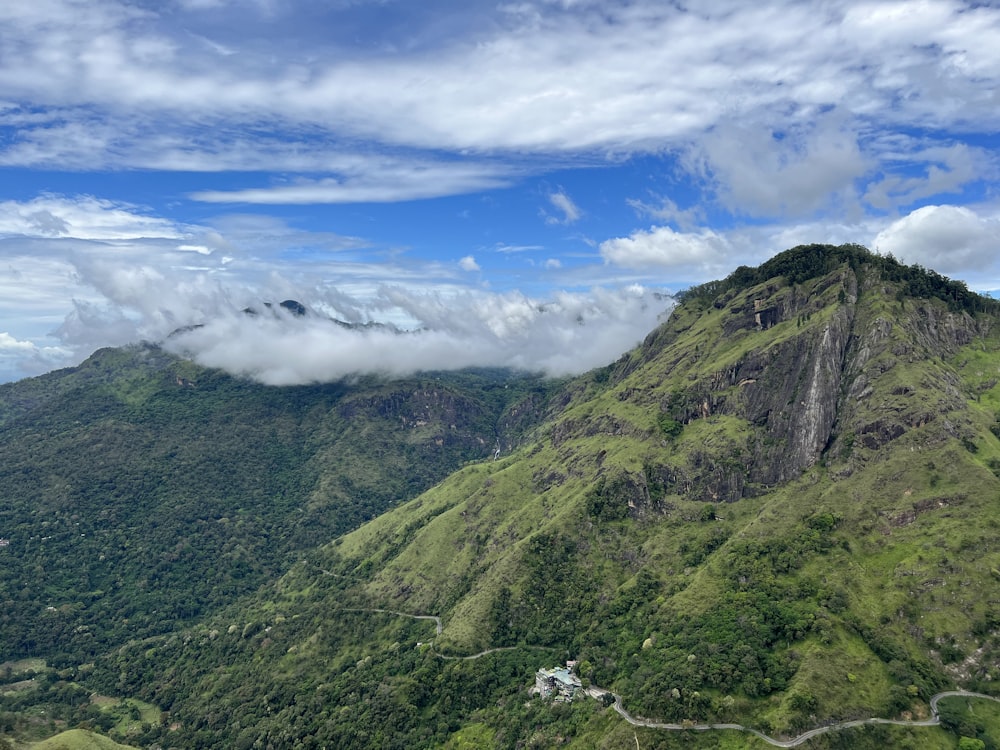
[4,243,1000,749]
[0,344,556,666]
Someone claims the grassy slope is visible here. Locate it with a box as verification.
[28,729,138,750]
[304,257,1000,742]
[51,248,1000,748]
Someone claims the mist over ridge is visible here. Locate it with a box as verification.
[161,285,675,385]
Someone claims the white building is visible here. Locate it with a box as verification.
[533,664,583,701]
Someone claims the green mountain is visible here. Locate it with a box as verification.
[5,244,1000,749]
[0,346,554,665]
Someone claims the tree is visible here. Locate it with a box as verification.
[657,413,684,440]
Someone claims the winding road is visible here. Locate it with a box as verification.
[587,688,1000,747]
[584,688,1000,746]
[342,607,1000,746]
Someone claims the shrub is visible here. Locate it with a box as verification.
[657,413,684,440]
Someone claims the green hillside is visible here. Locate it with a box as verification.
[28,729,139,750]
[0,346,554,666]
[5,244,1000,749]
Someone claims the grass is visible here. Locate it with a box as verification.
[773,633,894,727]
[0,658,46,697]
[29,729,139,750]
[441,723,496,749]
[89,696,160,735]
[0,658,46,676]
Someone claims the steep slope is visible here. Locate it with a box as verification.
[0,345,554,664]
[330,244,999,662]
[42,245,1000,748]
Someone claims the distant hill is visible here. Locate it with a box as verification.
[3,244,1000,750]
[0,345,555,665]
[29,729,138,750]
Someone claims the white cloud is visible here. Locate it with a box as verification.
[545,190,582,225]
[190,159,515,204]
[5,184,1000,385]
[0,331,37,352]
[165,284,673,384]
[3,1,1000,381]
[176,0,227,9]
[694,114,871,218]
[494,243,544,254]
[627,195,702,230]
[599,226,731,275]
[0,195,181,240]
[1,0,995,207]
[0,330,73,383]
[874,204,1000,283]
[0,192,679,384]
[863,143,982,211]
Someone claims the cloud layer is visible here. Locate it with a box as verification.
[165,286,671,385]
[0,194,677,383]
[1,1,999,382]
[1,1,997,209]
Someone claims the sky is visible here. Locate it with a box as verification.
[1,0,999,384]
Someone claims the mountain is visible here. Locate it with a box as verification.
[4,244,1000,749]
[0,345,555,668]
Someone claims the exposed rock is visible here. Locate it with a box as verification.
[634,253,990,495]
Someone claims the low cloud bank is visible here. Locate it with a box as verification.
[164,286,673,385]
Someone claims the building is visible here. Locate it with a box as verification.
[534,663,583,701]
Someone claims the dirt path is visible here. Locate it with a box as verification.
[344,607,442,635]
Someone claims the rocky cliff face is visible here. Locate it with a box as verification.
[598,249,994,504]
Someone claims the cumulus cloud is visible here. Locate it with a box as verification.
[0,330,73,383]
[874,204,1000,282]
[599,226,731,276]
[0,331,36,352]
[459,255,480,272]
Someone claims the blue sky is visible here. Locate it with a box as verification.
[1,0,999,383]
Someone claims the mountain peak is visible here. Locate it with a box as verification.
[678,243,997,317]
